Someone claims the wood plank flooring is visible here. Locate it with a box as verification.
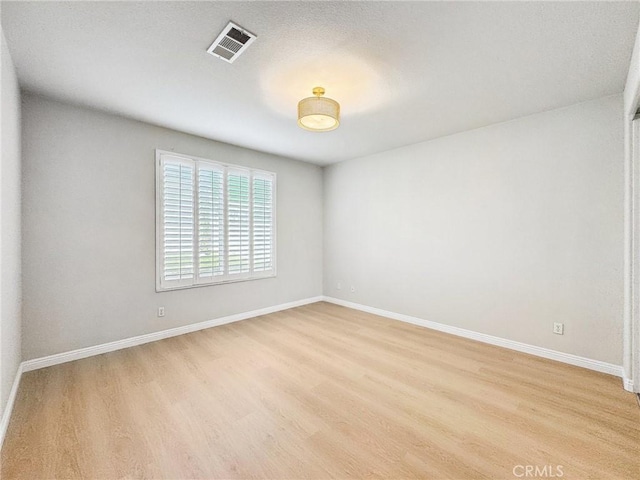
[2,302,638,479]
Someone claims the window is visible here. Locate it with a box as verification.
[156,150,275,291]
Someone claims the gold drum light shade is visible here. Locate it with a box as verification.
[297,87,340,132]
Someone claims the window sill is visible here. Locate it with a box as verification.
[156,272,277,293]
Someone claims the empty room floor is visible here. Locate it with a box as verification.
[1,302,638,479]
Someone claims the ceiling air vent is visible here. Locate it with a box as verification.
[207,21,256,64]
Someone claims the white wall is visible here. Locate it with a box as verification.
[21,94,323,360]
[0,29,22,419]
[624,20,640,115]
[324,95,624,365]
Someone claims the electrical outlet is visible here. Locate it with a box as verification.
[350,285,356,293]
[337,282,342,290]
[553,322,564,335]
[158,307,165,317]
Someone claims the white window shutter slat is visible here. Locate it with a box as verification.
[162,160,194,283]
[252,176,273,272]
[227,170,251,275]
[198,165,225,278]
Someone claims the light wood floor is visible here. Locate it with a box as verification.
[2,302,638,479]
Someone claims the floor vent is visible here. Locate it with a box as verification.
[207,21,256,64]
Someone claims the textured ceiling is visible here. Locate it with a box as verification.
[2,1,639,165]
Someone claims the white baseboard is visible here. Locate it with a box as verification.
[623,377,635,392]
[22,296,324,373]
[322,296,624,378]
[0,363,23,451]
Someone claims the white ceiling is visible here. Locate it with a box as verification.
[2,1,639,165]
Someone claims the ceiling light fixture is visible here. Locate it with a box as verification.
[297,87,340,132]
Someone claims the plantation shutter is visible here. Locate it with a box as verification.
[161,158,195,285]
[227,169,251,275]
[197,165,225,279]
[252,175,274,272]
[157,151,275,290]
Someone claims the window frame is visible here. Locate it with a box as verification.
[155,149,277,292]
